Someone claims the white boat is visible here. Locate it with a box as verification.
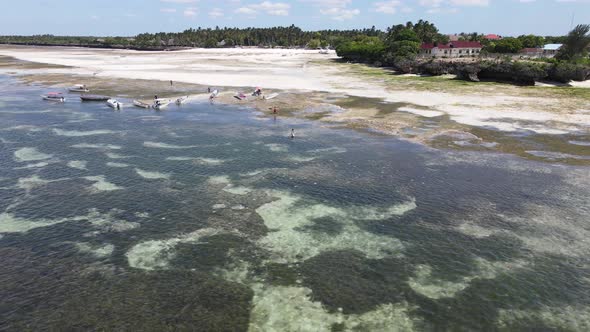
[133,100,151,109]
[175,96,189,105]
[69,84,90,93]
[42,93,65,102]
[210,89,219,99]
[319,48,329,54]
[107,99,122,110]
[153,99,170,110]
[265,93,279,100]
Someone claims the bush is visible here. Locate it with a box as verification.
[335,36,385,63]
[549,62,590,82]
[420,60,451,76]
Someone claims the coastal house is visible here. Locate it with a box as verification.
[484,34,502,40]
[420,41,483,58]
[543,44,563,57]
[520,47,543,57]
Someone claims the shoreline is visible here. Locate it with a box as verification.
[0,45,589,165]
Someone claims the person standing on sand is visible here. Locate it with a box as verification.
[208,87,211,93]
[170,80,173,86]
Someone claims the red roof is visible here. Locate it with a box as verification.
[421,41,482,49]
[484,34,502,40]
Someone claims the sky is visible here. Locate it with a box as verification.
[1,0,589,37]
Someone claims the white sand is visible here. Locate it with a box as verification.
[1,46,589,132]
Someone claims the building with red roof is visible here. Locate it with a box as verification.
[420,41,483,58]
[484,34,502,40]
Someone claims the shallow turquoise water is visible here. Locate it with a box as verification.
[1,76,589,331]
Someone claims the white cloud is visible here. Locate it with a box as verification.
[419,0,444,7]
[373,0,402,14]
[160,0,198,3]
[299,0,352,7]
[427,7,459,13]
[184,7,198,17]
[302,0,359,19]
[450,0,489,5]
[160,8,177,13]
[234,1,290,16]
[235,7,257,14]
[209,8,224,18]
[320,7,360,20]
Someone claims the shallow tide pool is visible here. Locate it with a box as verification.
[1,76,589,331]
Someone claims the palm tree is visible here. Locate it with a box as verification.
[556,24,590,61]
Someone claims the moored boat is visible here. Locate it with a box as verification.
[210,89,219,99]
[153,99,170,110]
[265,93,279,100]
[80,94,110,101]
[133,100,152,109]
[233,92,247,100]
[42,93,65,102]
[175,96,189,105]
[69,84,90,93]
[107,99,122,110]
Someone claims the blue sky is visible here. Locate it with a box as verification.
[1,0,588,36]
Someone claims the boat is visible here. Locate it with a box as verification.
[175,96,189,105]
[69,84,90,93]
[133,100,152,109]
[107,99,122,110]
[42,93,65,102]
[252,87,262,97]
[319,48,329,54]
[153,99,170,110]
[265,93,279,100]
[234,92,247,100]
[209,89,219,99]
[80,94,110,101]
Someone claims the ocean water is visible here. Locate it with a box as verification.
[1,76,590,331]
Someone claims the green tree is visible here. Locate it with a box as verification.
[491,37,523,53]
[386,28,420,57]
[307,39,321,49]
[517,34,544,48]
[556,24,590,61]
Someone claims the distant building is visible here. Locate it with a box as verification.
[420,41,483,58]
[520,48,543,57]
[543,44,563,57]
[484,34,502,40]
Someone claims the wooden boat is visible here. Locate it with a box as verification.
[42,92,65,102]
[133,100,152,109]
[80,94,110,101]
[175,96,189,105]
[107,99,122,110]
[69,84,90,93]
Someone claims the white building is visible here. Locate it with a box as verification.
[420,41,483,58]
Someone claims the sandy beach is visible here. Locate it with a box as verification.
[0,45,589,144]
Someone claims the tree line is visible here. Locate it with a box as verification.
[0,23,570,52]
[0,25,383,50]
